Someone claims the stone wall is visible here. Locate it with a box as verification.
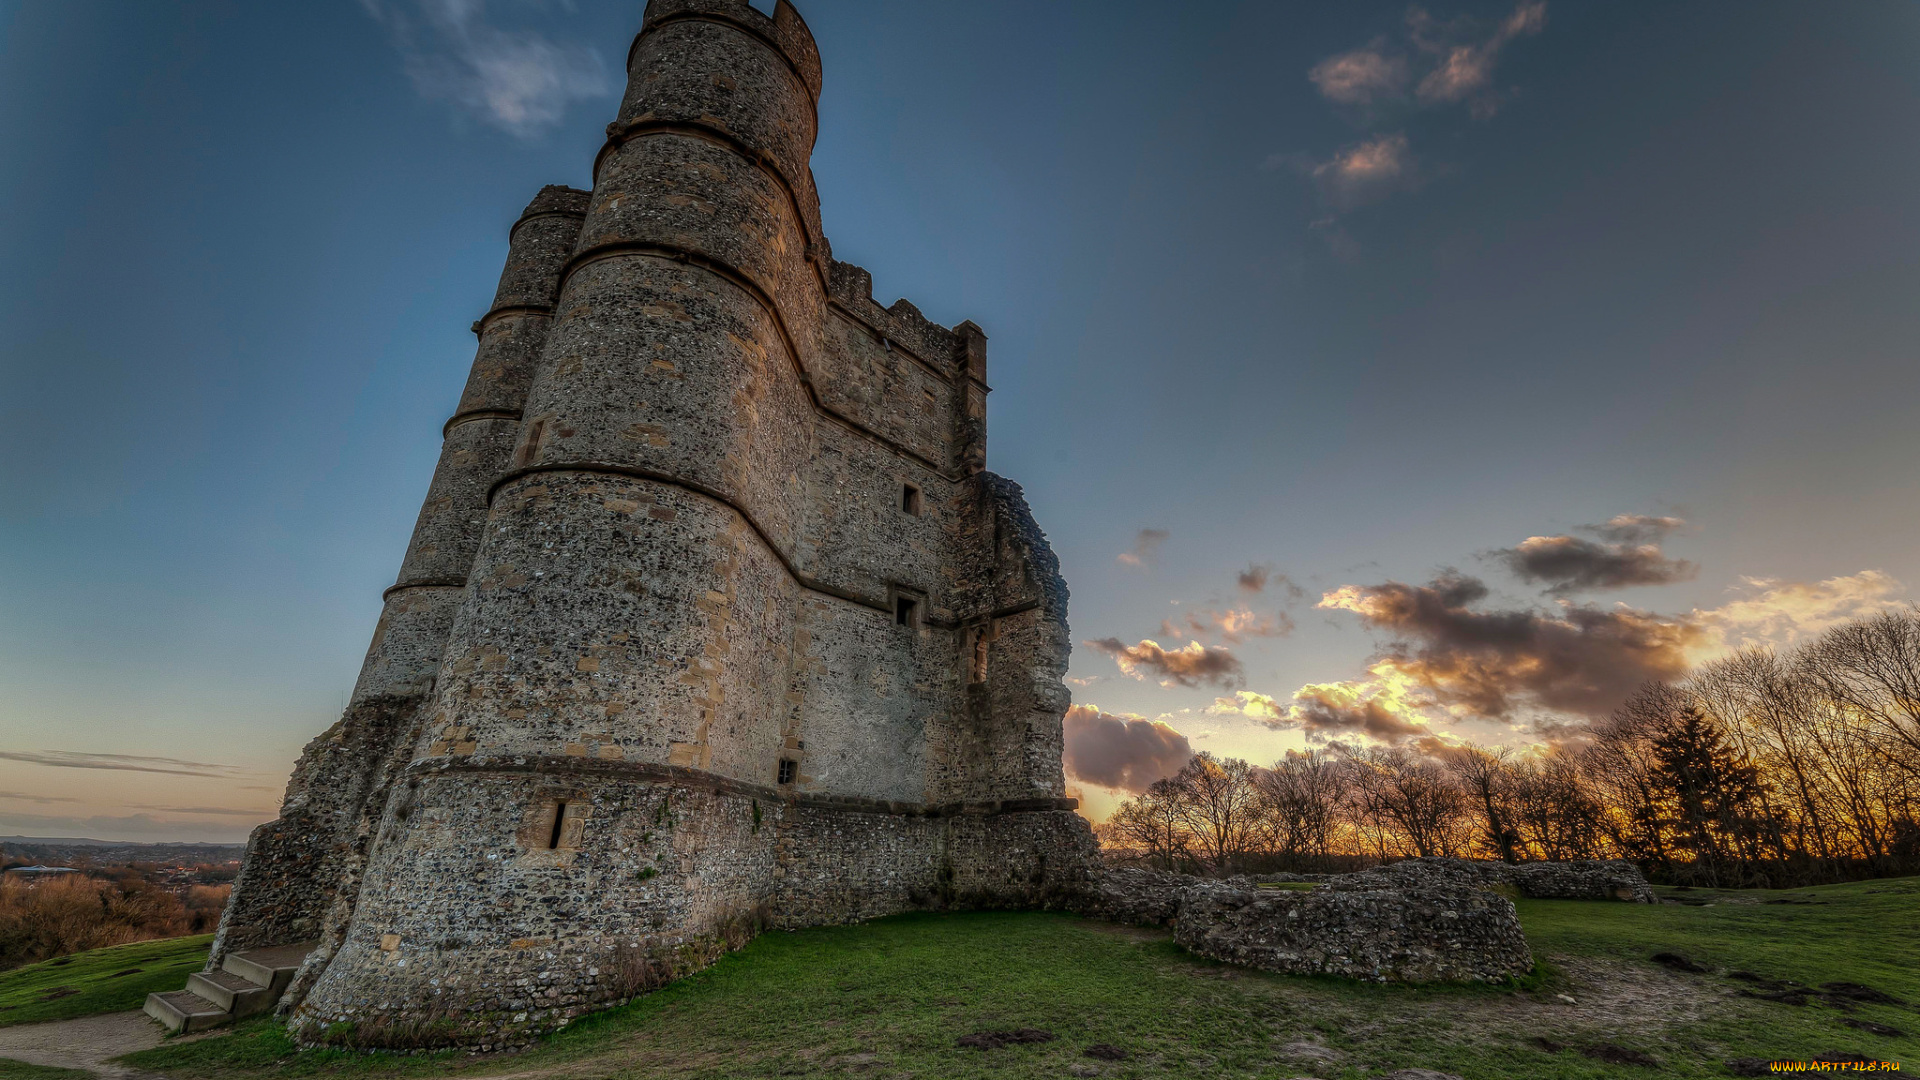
[1320,857,1655,903]
[235,0,1101,1049]
[1081,866,1534,984]
[286,750,1091,1048]
[1176,882,1533,983]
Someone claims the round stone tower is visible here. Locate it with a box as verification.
[277,0,1095,1049]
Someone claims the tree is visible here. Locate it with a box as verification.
[1443,744,1521,863]
[1167,753,1260,876]
[1251,749,1343,869]
[1341,747,1471,859]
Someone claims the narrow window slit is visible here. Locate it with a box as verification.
[900,483,922,516]
[515,418,546,469]
[547,800,568,849]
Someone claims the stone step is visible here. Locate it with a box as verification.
[221,941,316,997]
[143,988,229,1034]
[186,969,274,1017]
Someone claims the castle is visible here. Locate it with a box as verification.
[166,0,1096,1048]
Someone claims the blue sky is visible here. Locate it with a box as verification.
[2,1,1918,840]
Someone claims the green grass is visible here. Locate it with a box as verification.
[0,935,210,1028]
[116,880,1920,1078]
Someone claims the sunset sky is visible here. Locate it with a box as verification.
[3,0,1918,841]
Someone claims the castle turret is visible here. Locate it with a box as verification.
[263,0,1095,1049]
[207,187,585,982]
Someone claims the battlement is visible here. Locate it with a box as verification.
[635,0,822,103]
[825,258,967,367]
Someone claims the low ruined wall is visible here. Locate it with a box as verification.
[1177,882,1532,983]
[1083,866,1534,983]
[1328,857,1655,903]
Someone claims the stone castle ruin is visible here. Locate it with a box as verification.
[145,0,1651,1048]
[149,0,1096,1048]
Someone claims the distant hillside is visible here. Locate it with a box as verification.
[0,838,245,864]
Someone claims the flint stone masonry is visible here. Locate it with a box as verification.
[1084,867,1534,983]
[1281,857,1656,903]
[209,0,1097,1050]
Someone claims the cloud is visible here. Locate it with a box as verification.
[1309,133,1418,210]
[1161,607,1292,644]
[1496,535,1697,594]
[1062,705,1193,793]
[0,751,248,778]
[1411,1,1547,114]
[130,805,276,818]
[1116,529,1169,567]
[1698,571,1904,650]
[1086,637,1245,689]
[1309,44,1409,106]
[1318,572,1705,719]
[1237,565,1271,593]
[1590,514,1686,545]
[1211,677,1435,744]
[0,791,80,804]
[361,0,612,137]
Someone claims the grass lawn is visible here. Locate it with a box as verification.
[106,878,1920,1078]
[0,935,210,1028]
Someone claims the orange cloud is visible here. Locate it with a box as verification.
[1086,637,1245,689]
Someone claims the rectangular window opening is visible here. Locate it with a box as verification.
[547,800,568,850]
[777,759,796,785]
[900,483,922,516]
[894,596,918,628]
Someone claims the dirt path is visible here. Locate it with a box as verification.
[0,1010,210,1078]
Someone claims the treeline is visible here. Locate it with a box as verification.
[0,875,231,969]
[1101,609,1920,887]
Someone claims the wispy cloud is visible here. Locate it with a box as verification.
[1410,1,1547,116]
[1308,42,1409,107]
[1161,607,1292,644]
[0,751,249,778]
[361,0,612,137]
[1308,132,1420,210]
[0,791,80,804]
[1699,571,1904,650]
[130,805,275,818]
[1285,1,1547,245]
[1086,637,1245,689]
[1116,528,1169,568]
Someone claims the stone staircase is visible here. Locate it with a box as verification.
[143,942,315,1033]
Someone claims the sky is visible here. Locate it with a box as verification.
[2,1,1917,842]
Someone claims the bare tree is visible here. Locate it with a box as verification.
[1168,753,1261,875]
[1251,750,1344,869]
[1802,609,1920,777]
[1102,778,1190,872]
[1443,744,1521,863]
[1341,747,1471,858]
